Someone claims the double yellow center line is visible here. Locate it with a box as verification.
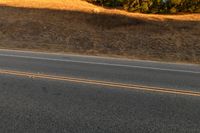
[0,69,199,97]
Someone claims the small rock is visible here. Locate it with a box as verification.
[93,8,100,13]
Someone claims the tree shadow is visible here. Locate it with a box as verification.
[0,4,199,63]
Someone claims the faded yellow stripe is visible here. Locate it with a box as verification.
[0,69,199,97]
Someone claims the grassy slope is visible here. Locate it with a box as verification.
[0,0,200,63]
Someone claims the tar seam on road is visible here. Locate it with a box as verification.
[0,69,199,97]
[0,53,200,74]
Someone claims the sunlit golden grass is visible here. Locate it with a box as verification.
[0,0,98,11]
[0,0,199,21]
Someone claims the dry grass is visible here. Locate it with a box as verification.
[1,0,199,20]
[0,0,200,63]
[0,0,97,11]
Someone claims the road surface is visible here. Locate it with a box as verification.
[0,49,200,133]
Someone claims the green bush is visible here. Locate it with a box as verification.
[86,0,124,6]
[86,0,200,13]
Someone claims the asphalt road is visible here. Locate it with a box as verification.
[0,49,200,133]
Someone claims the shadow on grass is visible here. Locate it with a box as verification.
[0,4,200,63]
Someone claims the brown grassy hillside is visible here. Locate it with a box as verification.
[0,0,200,63]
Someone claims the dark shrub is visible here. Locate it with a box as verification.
[86,0,200,13]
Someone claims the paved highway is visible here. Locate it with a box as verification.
[0,49,200,133]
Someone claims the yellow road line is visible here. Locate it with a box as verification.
[0,69,199,97]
